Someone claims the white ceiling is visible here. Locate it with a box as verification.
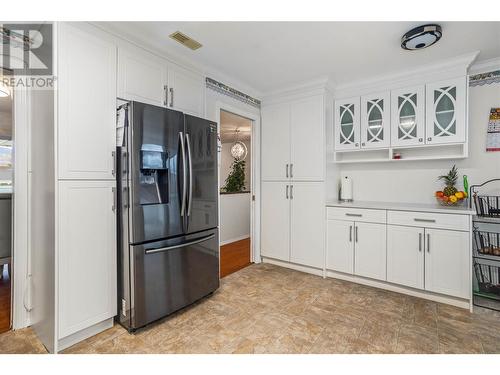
[220,110,251,143]
[100,21,500,95]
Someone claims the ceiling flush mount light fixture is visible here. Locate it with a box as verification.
[401,24,442,51]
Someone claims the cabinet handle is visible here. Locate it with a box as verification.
[414,218,436,223]
[169,87,174,107]
[349,225,352,242]
[122,151,128,174]
[290,164,293,178]
[163,85,168,106]
[286,185,289,199]
[286,164,289,178]
[419,233,422,252]
[427,233,430,253]
[355,225,358,243]
[290,185,293,200]
[112,187,116,212]
[111,151,116,177]
[123,187,129,208]
[345,213,362,217]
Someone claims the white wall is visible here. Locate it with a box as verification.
[219,193,251,244]
[331,83,500,204]
[220,140,251,190]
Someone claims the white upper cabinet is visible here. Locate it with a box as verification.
[58,23,117,180]
[361,91,390,149]
[261,103,290,181]
[391,86,425,147]
[425,77,466,145]
[118,47,168,107]
[290,96,324,181]
[167,63,205,117]
[335,97,360,150]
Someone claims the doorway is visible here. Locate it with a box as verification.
[0,77,13,333]
[219,109,253,278]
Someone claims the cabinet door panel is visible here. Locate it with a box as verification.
[361,91,391,149]
[327,220,354,274]
[290,183,325,268]
[167,63,205,117]
[354,222,386,281]
[261,104,290,180]
[261,182,290,261]
[290,96,324,181]
[387,225,424,289]
[118,47,167,107]
[58,180,117,339]
[58,24,116,180]
[391,86,425,147]
[335,97,360,151]
[425,77,466,145]
[424,228,469,299]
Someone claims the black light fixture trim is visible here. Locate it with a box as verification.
[401,24,442,51]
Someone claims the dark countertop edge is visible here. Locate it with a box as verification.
[220,191,251,195]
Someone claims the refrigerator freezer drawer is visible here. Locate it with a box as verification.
[127,228,219,330]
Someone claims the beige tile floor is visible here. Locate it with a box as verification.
[1,263,499,354]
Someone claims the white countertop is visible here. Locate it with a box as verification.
[326,200,476,215]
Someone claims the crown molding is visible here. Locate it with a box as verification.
[468,56,500,75]
[261,76,335,105]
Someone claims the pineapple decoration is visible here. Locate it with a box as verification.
[435,165,467,205]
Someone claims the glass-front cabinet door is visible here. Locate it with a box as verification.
[335,97,360,151]
[390,86,425,147]
[425,77,466,145]
[361,91,390,149]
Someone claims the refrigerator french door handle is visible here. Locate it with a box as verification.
[185,133,193,217]
[179,132,187,217]
[145,234,215,255]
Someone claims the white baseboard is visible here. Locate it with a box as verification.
[262,257,324,277]
[57,318,113,353]
[220,235,250,246]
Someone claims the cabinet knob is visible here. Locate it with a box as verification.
[418,138,423,142]
[355,143,359,147]
[361,142,365,147]
[427,137,432,141]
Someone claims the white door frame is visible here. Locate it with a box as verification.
[215,102,261,263]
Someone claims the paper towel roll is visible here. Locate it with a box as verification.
[341,176,353,201]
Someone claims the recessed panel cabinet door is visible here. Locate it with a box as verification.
[117,47,167,107]
[290,96,324,181]
[424,228,469,299]
[261,103,290,181]
[58,180,117,339]
[354,222,386,281]
[167,63,205,117]
[335,97,360,151]
[58,24,117,180]
[327,220,354,274]
[261,182,290,261]
[387,225,424,289]
[391,86,425,147]
[425,77,466,145]
[290,183,325,268]
[361,91,391,149]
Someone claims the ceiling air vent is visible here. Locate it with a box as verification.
[169,31,202,50]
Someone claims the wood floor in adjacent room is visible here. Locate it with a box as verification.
[220,237,252,278]
[2,263,500,354]
[0,266,11,334]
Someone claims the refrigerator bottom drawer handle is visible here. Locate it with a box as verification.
[145,234,216,255]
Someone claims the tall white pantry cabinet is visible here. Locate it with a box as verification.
[261,88,331,271]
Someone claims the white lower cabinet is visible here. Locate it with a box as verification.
[261,182,324,268]
[261,182,290,261]
[327,220,354,274]
[424,228,469,299]
[327,218,386,281]
[354,222,387,280]
[58,180,117,339]
[387,225,425,289]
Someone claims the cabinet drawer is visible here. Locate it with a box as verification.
[387,210,468,231]
[327,207,386,223]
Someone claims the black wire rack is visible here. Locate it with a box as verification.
[470,178,500,218]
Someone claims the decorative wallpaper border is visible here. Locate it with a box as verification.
[469,70,500,87]
[206,77,261,108]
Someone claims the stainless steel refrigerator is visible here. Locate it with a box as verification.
[116,101,219,332]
